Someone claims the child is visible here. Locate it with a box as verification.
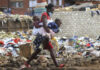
[32,16,41,36]
[48,18,62,33]
[33,15,61,36]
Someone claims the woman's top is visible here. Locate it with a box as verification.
[41,12,50,22]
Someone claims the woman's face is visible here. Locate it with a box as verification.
[47,7,54,17]
[48,7,54,13]
[50,7,54,13]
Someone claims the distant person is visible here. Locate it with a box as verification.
[65,0,75,6]
[4,9,8,13]
[8,8,11,14]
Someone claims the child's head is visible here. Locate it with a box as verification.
[55,18,62,27]
[33,16,40,22]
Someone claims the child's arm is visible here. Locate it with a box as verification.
[34,22,42,28]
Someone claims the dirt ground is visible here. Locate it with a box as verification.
[0,56,100,70]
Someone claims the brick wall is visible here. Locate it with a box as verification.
[11,0,29,14]
[76,1,100,4]
[11,8,28,14]
[37,0,46,3]
[0,0,29,14]
[0,0,8,7]
[52,11,100,38]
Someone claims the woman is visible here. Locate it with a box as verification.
[21,3,64,68]
[41,3,54,22]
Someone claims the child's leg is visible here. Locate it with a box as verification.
[27,48,41,64]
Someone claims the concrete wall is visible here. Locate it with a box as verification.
[52,11,100,38]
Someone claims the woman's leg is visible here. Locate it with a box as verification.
[26,48,41,64]
[48,42,59,67]
[42,36,60,67]
[26,34,43,64]
[47,42,64,67]
[43,39,59,67]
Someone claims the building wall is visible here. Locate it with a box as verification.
[52,11,100,38]
[0,0,8,8]
[37,0,46,3]
[0,0,47,14]
[1,0,100,14]
[11,0,47,14]
[11,0,29,14]
[76,1,100,4]
[46,0,65,7]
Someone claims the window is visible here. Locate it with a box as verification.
[53,0,57,6]
[48,0,51,4]
[11,1,23,8]
[29,0,37,7]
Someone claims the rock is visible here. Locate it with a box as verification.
[66,68,77,70]
[37,55,48,63]
[37,66,50,70]
[51,67,65,70]
[41,63,48,68]
[0,67,6,70]
[21,67,36,70]
[91,58,99,64]
[6,67,18,70]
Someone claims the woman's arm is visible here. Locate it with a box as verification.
[42,15,50,33]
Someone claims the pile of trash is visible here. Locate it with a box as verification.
[0,30,100,58]
[0,11,32,24]
[0,32,100,69]
[56,36,100,58]
[0,30,34,57]
[0,29,100,68]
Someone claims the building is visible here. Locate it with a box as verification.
[0,0,47,14]
[46,0,65,7]
[0,0,9,11]
[10,0,29,14]
[0,0,100,14]
[0,0,64,14]
[0,0,29,14]
[46,0,100,7]
[75,1,100,4]
[0,0,9,8]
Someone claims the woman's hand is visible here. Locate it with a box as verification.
[42,15,50,33]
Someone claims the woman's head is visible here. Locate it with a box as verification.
[45,3,54,13]
[55,18,62,27]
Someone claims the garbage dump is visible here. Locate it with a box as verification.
[0,2,100,70]
[0,30,100,70]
